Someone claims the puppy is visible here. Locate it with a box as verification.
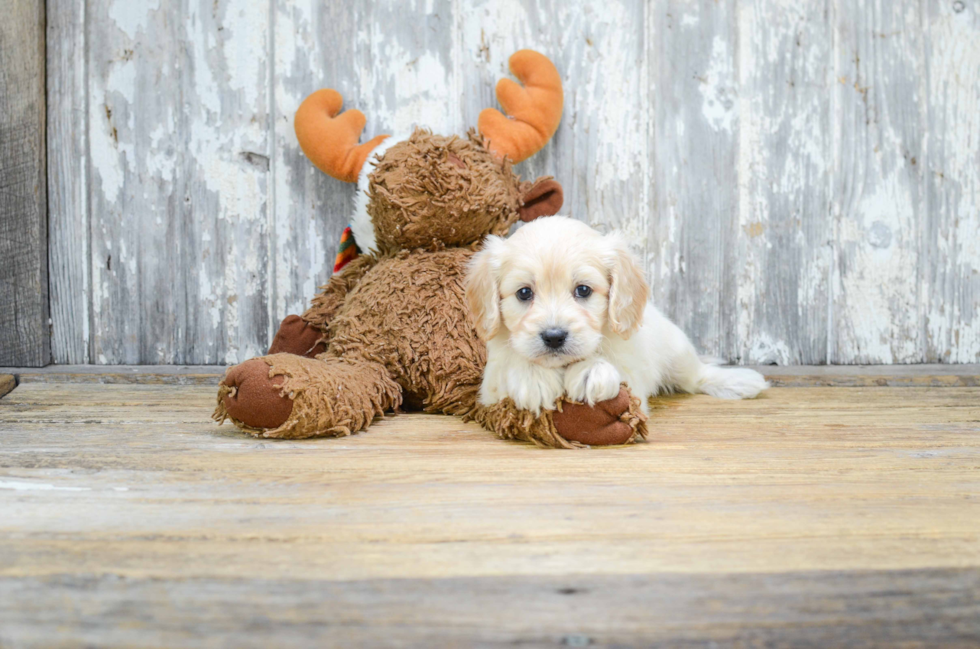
[465,216,768,414]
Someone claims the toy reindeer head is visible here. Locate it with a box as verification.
[294,50,565,264]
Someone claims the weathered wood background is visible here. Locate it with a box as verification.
[45,0,980,365]
[1,0,47,367]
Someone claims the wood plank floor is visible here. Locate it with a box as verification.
[1,374,979,646]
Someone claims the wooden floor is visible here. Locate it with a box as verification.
[1,368,979,647]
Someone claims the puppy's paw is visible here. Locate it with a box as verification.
[507,366,565,414]
[564,359,622,406]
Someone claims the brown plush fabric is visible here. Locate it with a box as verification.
[519,177,564,222]
[214,353,400,439]
[469,399,577,449]
[216,359,291,430]
[470,387,647,449]
[303,254,379,335]
[552,387,648,446]
[324,248,485,417]
[268,315,326,357]
[369,130,524,252]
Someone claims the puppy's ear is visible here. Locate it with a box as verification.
[466,236,504,339]
[606,234,649,339]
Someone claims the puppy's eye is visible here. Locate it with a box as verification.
[574,285,593,299]
[516,287,534,302]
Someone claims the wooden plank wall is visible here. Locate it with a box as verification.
[1,1,48,367]
[44,0,980,365]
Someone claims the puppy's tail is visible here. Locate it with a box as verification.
[695,361,769,400]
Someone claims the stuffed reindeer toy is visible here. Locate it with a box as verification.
[214,50,647,448]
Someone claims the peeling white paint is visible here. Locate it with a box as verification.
[49,0,980,365]
[699,36,737,133]
[924,4,980,362]
[89,116,124,204]
[108,0,159,39]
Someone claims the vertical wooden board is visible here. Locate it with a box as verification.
[922,3,980,363]
[647,2,739,360]
[87,0,271,364]
[47,0,90,364]
[457,0,649,237]
[734,1,833,364]
[273,0,456,325]
[832,0,926,363]
[177,0,272,364]
[350,2,459,136]
[272,0,354,327]
[0,0,48,367]
[87,0,175,364]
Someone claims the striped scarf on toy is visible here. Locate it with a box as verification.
[333,226,359,273]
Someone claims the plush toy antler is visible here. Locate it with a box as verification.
[294,89,389,183]
[295,50,562,180]
[478,50,564,163]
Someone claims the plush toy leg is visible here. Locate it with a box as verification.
[214,353,402,439]
[268,315,327,357]
[269,315,327,358]
[471,386,647,449]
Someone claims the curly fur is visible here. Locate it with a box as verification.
[369,129,527,252]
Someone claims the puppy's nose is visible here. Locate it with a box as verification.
[540,328,568,350]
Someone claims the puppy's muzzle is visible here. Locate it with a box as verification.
[540,328,568,350]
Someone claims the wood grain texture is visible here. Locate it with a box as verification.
[649,1,739,361]
[2,365,226,385]
[735,0,833,364]
[0,0,48,367]
[923,2,980,363]
[44,0,980,365]
[1,570,978,647]
[1,382,979,644]
[2,363,979,387]
[760,363,980,387]
[85,0,272,364]
[47,0,89,364]
[833,0,927,364]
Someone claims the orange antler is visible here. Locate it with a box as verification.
[478,50,563,163]
[294,89,389,183]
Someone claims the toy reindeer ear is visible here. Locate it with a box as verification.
[479,50,563,163]
[294,89,390,183]
[519,177,563,222]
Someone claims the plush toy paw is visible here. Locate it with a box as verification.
[268,315,326,357]
[217,358,294,430]
[552,387,646,446]
[215,353,402,439]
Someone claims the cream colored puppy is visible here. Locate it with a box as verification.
[466,216,768,413]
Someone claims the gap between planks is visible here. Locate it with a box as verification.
[0,364,978,389]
